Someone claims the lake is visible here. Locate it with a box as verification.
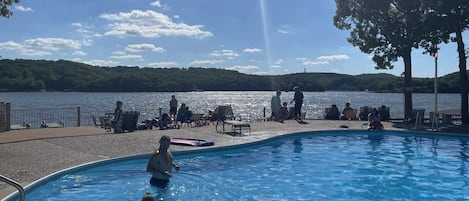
[1,91,460,122]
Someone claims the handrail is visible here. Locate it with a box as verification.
[0,175,25,201]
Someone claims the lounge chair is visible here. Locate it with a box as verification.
[120,111,140,132]
[10,121,30,130]
[212,105,250,135]
[99,116,113,132]
[40,120,64,128]
[188,113,205,127]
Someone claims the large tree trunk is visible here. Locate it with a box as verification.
[402,49,413,120]
[455,30,469,125]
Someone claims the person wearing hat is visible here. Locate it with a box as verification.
[290,86,304,120]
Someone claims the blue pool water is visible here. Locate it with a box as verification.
[6,131,469,201]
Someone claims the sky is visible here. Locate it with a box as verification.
[0,0,468,78]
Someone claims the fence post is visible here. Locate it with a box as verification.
[77,107,81,127]
[6,103,10,131]
[263,107,266,121]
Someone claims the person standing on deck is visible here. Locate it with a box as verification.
[112,100,123,133]
[271,90,283,122]
[169,95,178,119]
[290,86,304,120]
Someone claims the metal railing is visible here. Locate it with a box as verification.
[10,107,81,129]
[0,175,24,201]
[8,107,162,129]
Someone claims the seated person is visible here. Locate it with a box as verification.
[341,102,355,120]
[367,108,383,130]
[378,105,390,121]
[280,102,289,120]
[158,113,173,130]
[184,107,193,122]
[287,106,296,119]
[325,104,340,120]
[359,106,370,121]
[176,104,188,121]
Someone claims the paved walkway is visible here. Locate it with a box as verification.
[0,119,465,199]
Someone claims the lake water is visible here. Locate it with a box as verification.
[1,91,460,122]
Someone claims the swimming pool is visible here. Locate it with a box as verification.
[4,130,469,200]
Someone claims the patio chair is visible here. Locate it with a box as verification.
[92,115,102,128]
[210,105,235,122]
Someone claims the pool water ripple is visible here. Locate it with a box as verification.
[9,131,469,201]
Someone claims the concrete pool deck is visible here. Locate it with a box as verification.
[0,119,467,199]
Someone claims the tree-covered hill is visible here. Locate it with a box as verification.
[0,59,464,93]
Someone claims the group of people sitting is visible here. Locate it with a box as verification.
[325,103,390,130]
[158,103,194,130]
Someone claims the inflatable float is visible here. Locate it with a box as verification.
[170,137,215,147]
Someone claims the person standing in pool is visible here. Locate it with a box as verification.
[141,192,156,201]
[147,135,180,189]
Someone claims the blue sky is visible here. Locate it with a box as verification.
[0,0,467,78]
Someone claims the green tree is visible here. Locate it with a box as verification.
[334,0,431,119]
[1,0,19,18]
[421,0,469,124]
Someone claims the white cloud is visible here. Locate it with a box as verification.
[71,23,101,39]
[110,54,143,59]
[24,38,81,51]
[296,57,329,66]
[274,59,283,65]
[73,51,87,56]
[243,48,262,53]
[277,25,294,35]
[15,5,33,12]
[84,60,120,66]
[147,61,178,68]
[113,51,126,55]
[270,59,283,68]
[150,1,162,7]
[100,10,213,39]
[125,43,165,52]
[0,38,81,56]
[209,49,239,59]
[317,54,350,60]
[190,59,224,65]
[0,41,22,50]
[278,29,288,34]
[20,49,51,56]
[225,65,260,73]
